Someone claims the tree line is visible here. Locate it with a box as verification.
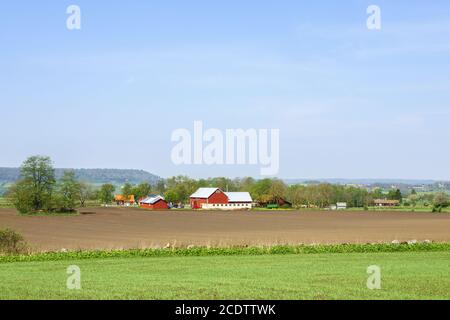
[6,156,450,213]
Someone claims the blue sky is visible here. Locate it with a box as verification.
[1,1,449,179]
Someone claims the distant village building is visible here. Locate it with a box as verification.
[114,195,135,206]
[374,199,400,207]
[139,195,169,210]
[328,202,347,210]
[190,188,253,210]
[336,202,347,210]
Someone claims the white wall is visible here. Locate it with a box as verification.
[202,203,252,210]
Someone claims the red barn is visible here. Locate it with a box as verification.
[139,195,169,210]
[190,188,228,209]
[190,188,252,210]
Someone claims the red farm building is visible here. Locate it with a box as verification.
[190,188,253,210]
[139,195,169,210]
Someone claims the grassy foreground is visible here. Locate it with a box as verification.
[0,249,449,300]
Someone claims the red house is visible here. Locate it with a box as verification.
[190,188,252,210]
[139,195,169,210]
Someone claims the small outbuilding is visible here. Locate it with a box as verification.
[139,195,169,210]
[336,202,347,210]
[374,199,400,207]
[114,195,135,206]
[329,202,347,210]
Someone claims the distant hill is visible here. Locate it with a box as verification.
[0,167,161,193]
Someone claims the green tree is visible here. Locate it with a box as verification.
[56,171,80,211]
[345,186,371,208]
[78,182,94,207]
[132,183,152,202]
[286,185,308,208]
[9,156,56,213]
[122,183,133,200]
[432,192,449,212]
[154,180,166,194]
[250,179,273,202]
[98,184,115,205]
[239,177,256,192]
[165,176,198,203]
[164,189,180,204]
[408,194,420,211]
[371,188,385,200]
[8,181,34,214]
[269,179,287,203]
[387,189,403,203]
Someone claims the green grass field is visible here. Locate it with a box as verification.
[1,251,449,300]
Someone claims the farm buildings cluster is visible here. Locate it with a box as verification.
[114,187,255,211]
[113,187,395,211]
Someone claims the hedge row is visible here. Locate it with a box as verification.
[1,242,449,264]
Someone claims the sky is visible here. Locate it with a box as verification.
[1,1,449,180]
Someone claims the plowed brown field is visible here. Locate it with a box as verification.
[0,207,449,251]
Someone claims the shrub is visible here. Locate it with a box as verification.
[433,192,449,213]
[0,229,29,255]
[1,242,449,264]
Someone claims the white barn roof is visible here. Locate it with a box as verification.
[225,192,252,203]
[140,195,165,205]
[190,188,253,203]
[190,188,220,199]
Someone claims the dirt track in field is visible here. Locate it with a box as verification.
[0,207,449,251]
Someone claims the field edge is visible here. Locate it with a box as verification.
[2,242,449,264]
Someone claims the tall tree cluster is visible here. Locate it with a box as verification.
[9,156,93,213]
